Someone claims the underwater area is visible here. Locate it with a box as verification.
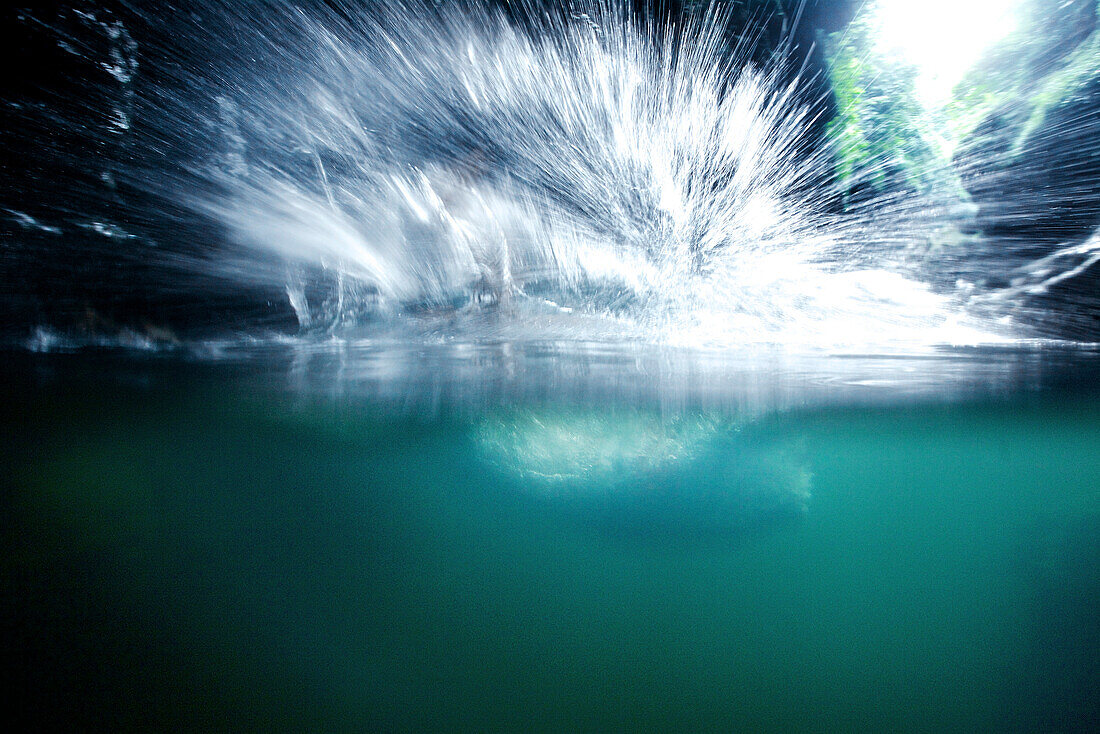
[5,344,1100,731]
[2,1,1100,731]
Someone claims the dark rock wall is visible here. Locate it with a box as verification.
[955,0,1100,249]
[951,0,1100,337]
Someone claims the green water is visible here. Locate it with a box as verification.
[3,346,1098,731]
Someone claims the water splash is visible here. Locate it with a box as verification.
[17,1,1099,350]
[127,0,1000,349]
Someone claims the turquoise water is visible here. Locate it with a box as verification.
[3,344,1099,731]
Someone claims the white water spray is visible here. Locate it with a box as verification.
[148,2,1036,347]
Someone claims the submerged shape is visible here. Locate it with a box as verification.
[475,409,729,483]
[475,407,811,535]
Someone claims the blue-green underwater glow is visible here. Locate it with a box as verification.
[3,343,1098,731]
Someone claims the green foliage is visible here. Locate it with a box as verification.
[824,14,952,201]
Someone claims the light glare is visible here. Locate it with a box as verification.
[874,0,1023,105]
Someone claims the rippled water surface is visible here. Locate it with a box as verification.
[4,342,1099,731]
